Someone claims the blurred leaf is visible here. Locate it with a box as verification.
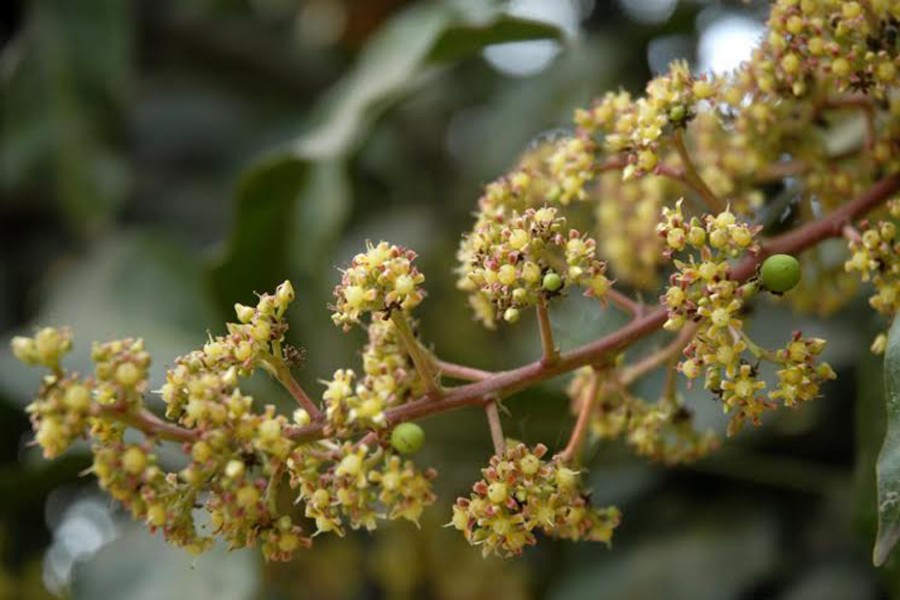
[293,3,565,160]
[73,525,258,600]
[210,155,310,306]
[875,315,900,566]
[0,234,215,403]
[550,506,778,600]
[1,0,131,232]
[210,2,563,310]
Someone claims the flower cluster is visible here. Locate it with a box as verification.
[24,376,92,459]
[594,170,679,289]
[12,280,442,563]
[657,203,836,435]
[545,135,598,205]
[762,1,900,98]
[291,442,436,536]
[845,211,900,317]
[450,443,621,557]
[332,242,425,330]
[459,205,609,326]
[567,367,719,465]
[12,0,900,567]
[573,60,719,179]
[160,280,295,422]
[322,318,425,433]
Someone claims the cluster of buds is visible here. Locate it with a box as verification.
[160,281,295,423]
[12,278,445,563]
[459,205,609,326]
[545,135,598,205]
[594,170,678,289]
[292,442,436,536]
[762,1,899,98]
[768,333,837,408]
[567,367,719,465]
[658,203,835,435]
[25,374,92,459]
[574,61,719,178]
[322,318,425,433]
[450,443,621,558]
[331,242,425,330]
[845,212,900,317]
[12,326,73,371]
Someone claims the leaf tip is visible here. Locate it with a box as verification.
[873,526,900,567]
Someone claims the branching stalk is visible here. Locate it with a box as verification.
[286,173,900,444]
[484,399,506,456]
[560,368,601,464]
[536,297,559,365]
[672,129,726,213]
[390,311,441,398]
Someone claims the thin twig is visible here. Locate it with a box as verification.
[672,129,726,212]
[842,223,862,243]
[390,312,441,398]
[435,359,493,381]
[605,288,643,318]
[619,323,698,386]
[110,407,198,443]
[536,297,559,365]
[560,368,601,463]
[272,364,323,420]
[484,399,506,456]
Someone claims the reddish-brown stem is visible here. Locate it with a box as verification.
[842,223,862,243]
[595,155,629,174]
[286,173,900,444]
[560,368,601,463]
[107,406,199,443]
[605,288,643,318]
[756,159,809,182]
[671,129,726,213]
[484,399,506,456]
[730,173,900,280]
[619,323,698,386]
[355,431,379,450]
[536,298,558,365]
[391,311,441,398]
[436,359,493,381]
[273,365,323,420]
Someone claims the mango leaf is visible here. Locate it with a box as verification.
[1,0,131,233]
[209,3,564,310]
[875,315,900,566]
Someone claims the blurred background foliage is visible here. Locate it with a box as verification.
[0,0,898,598]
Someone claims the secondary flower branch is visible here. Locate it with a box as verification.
[288,172,900,444]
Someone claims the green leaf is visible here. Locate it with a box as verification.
[875,316,900,566]
[292,3,565,160]
[1,0,131,233]
[209,2,564,310]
